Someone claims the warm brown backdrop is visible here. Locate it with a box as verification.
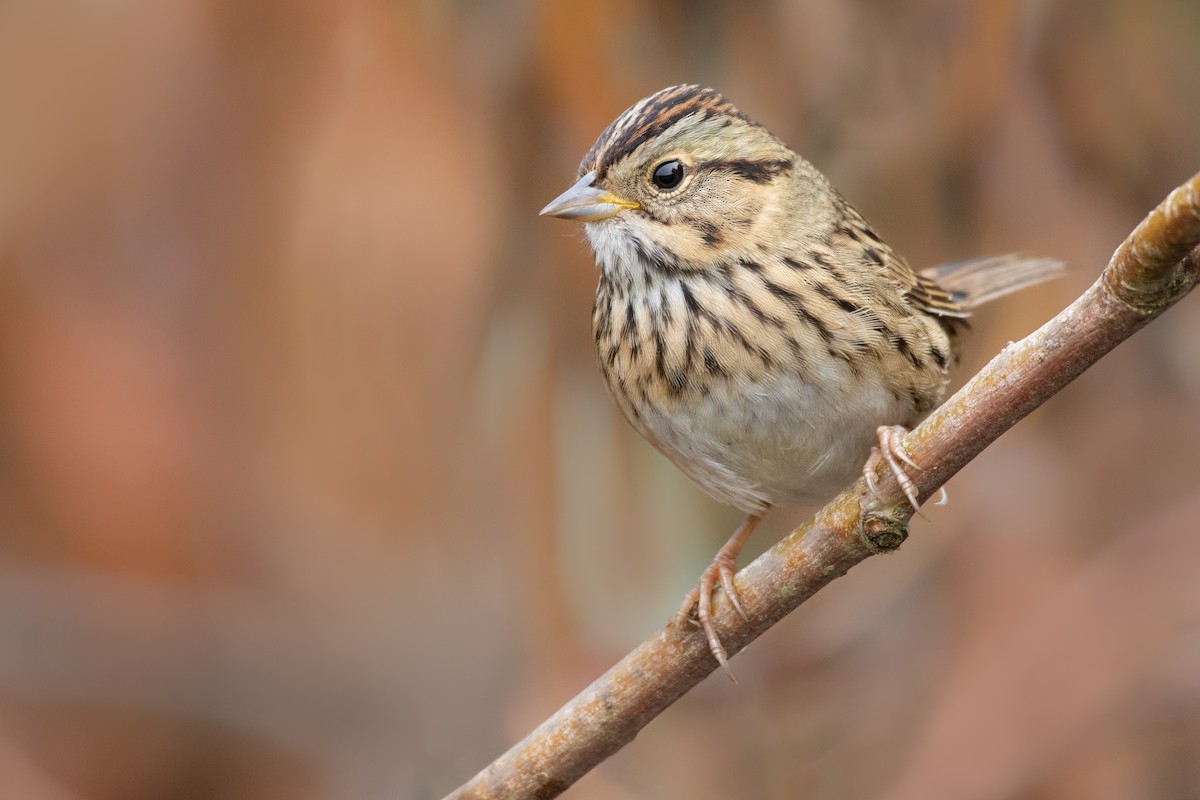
[1,2,1199,798]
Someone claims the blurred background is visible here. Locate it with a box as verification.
[1,1,1199,798]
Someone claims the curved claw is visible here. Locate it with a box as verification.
[675,513,763,682]
[864,425,921,510]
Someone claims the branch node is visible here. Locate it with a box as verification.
[860,511,909,552]
[1102,173,1200,313]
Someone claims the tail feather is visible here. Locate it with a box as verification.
[921,255,1066,311]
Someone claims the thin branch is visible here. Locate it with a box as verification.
[443,172,1200,800]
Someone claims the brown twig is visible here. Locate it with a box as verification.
[442,172,1200,800]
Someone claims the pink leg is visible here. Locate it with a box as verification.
[677,513,763,680]
[864,424,921,510]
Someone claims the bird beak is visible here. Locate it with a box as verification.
[539,171,640,221]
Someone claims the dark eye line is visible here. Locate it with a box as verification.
[695,157,795,184]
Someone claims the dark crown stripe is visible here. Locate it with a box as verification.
[582,85,755,178]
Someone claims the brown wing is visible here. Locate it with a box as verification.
[909,272,970,318]
[831,197,970,319]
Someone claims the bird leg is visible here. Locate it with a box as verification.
[677,512,763,680]
[864,424,921,510]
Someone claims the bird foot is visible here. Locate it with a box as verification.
[864,424,921,510]
[676,514,761,682]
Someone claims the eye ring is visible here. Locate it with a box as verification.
[650,159,686,191]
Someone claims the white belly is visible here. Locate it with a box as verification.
[632,365,908,514]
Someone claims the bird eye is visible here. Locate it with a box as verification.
[651,159,685,191]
